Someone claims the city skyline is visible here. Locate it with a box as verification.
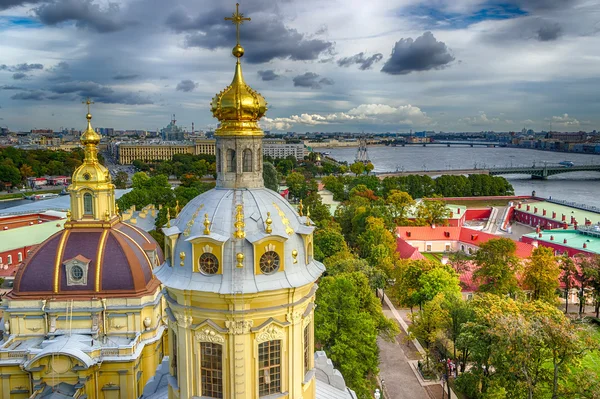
[0,0,599,132]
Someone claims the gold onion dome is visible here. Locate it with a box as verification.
[210,5,267,135]
[71,100,110,185]
[80,111,101,145]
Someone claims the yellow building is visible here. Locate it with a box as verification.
[0,104,166,399]
[117,139,216,165]
[149,6,355,399]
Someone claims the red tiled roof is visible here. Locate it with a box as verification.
[396,238,425,260]
[458,262,478,292]
[459,228,534,259]
[396,226,462,241]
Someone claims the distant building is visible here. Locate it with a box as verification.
[263,138,306,160]
[522,226,600,257]
[161,114,185,141]
[114,139,216,164]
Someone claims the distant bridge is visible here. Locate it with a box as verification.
[377,163,600,180]
[396,141,502,147]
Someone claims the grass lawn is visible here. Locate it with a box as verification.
[581,326,600,373]
[423,253,444,262]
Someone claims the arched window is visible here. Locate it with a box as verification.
[304,323,311,375]
[227,149,236,173]
[83,193,93,215]
[172,331,178,379]
[7,255,12,265]
[243,149,252,172]
[18,252,22,262]
[201,343,223,398]
[216,149,221,173]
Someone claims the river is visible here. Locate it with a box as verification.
[326,146,600,208]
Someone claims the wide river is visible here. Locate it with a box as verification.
[327,146,600,207]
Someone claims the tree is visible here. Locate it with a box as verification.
[113,171,128,189]
[0,164,21,189]
[285,171,305,199]
[263,161,279,191]
[349,161,365,176]
[314,227,348,261]
[442,293,475,369]
[418,266,461,304]
[385,189,415,224]
[473,238,521,296]
[523,246,560,303]
[416,198,451,226]
[19,164,34,181]
[315,273,397,398]
[581,255,600,317]
[322,175,345,201]
[559,254,577,314]
[365,162,374,175]
[409,293,448,370]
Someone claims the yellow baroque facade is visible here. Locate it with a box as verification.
[117,139,216,165]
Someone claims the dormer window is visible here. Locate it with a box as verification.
[64,255,91,286]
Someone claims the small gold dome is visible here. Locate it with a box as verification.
[210,55,267,136]
[80,113,101,145]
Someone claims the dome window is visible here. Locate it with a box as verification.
[71,265,84,281]
[199,253,219,275]
[259,251,280,274]
[83,193,93,215]
[64,255,91,286]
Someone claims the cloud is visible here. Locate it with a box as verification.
[515,0,577,11]
[0,0,45,11]
[48,61,70,72]
[550,113,580,126]
[459,111,500,126]
[113,74,139,80]
[537,21,562,41]
[176,79,197,92]
[293,72,334,89]
[47,81,153,104]
[33,0,126,33]
[1,85,25,90]
[258,70,280,81]
[0,63,44,72]
[166,7,334,64]
[381,31,455,75]
[261,103,432,131]
[12,72,27,80]
[337,52,384,70]
[11,90,46,101]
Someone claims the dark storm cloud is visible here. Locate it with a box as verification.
[176,79,197,92]
[293,73,334,89]
[48,61,69,71]
[11,90,46,101]
[1,85,24,90]
[0,63,43,72]
[537,21,562,41]
[257,70,280,81]
[33,0,126,33]
[337,52,384,70]
[0,0,45,11]
[165,6,334,64]
[12,73,27,80]
[381,31,454,75]
[48,81,153,104]
[113,74,139,80]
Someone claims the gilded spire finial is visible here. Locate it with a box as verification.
[306,206,311,226]
[225,3,251,58]
[234,204,246,239]
[175,200,180,215]
[166,208,171,228]
[265,212,272,234]
[298,199,303,216]
[203,213,211,235]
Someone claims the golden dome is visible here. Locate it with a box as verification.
[80,112,101,145]
[210,58,267,135]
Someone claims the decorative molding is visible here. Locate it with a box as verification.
[202,244,213,254]
[286,311,302,325]
[265,243,276,253]
[225,319,253,335]
[195,327,225,344]
[302,313,312,329]
[256,324,285,343]
[175,313,193,328]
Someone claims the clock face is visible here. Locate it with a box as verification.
[260,251,280,274]
[83,173,91,181]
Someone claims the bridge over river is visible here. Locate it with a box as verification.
[377,163,600,180]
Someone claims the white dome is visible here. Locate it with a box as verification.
[154,187,324,294]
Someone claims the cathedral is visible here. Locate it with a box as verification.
[0,4,356,399]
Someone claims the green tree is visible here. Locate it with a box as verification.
[0,164,21,189]
[559,254,577,314]
[365,162,374,175]
[473,238,521,296]
[385,190,415,224]
[263,161,279,191]
[581,255,600,317]
[322,175,345,201]
[416,198,451,226]
[349,162,365,176]
[523,246,560,303]
[19,164,34,181]
[442,293,475,367]
[113,171,128,189]
[314,227,348,261]
[285,171,305,199]
[409,293,448,370]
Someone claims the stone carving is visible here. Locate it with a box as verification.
[202,244,213,254]
[265,243,276,253]
[303,313,312,329]
[256,324,285,343]
[225,319,253,335]
[286,311,302,324]
[144,317,152,330]
[195,327,225,344]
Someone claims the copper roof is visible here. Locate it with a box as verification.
[9,222,163,299]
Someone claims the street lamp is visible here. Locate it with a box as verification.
[374,388,381,399]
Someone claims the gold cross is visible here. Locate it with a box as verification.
[225,3,251,45]
[82,98,94,113]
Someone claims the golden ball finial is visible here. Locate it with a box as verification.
[232,44,244,58]
[86,113,92,121]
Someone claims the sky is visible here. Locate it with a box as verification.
[0,0,599,133]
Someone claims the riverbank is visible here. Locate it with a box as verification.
[0,189,62,202]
